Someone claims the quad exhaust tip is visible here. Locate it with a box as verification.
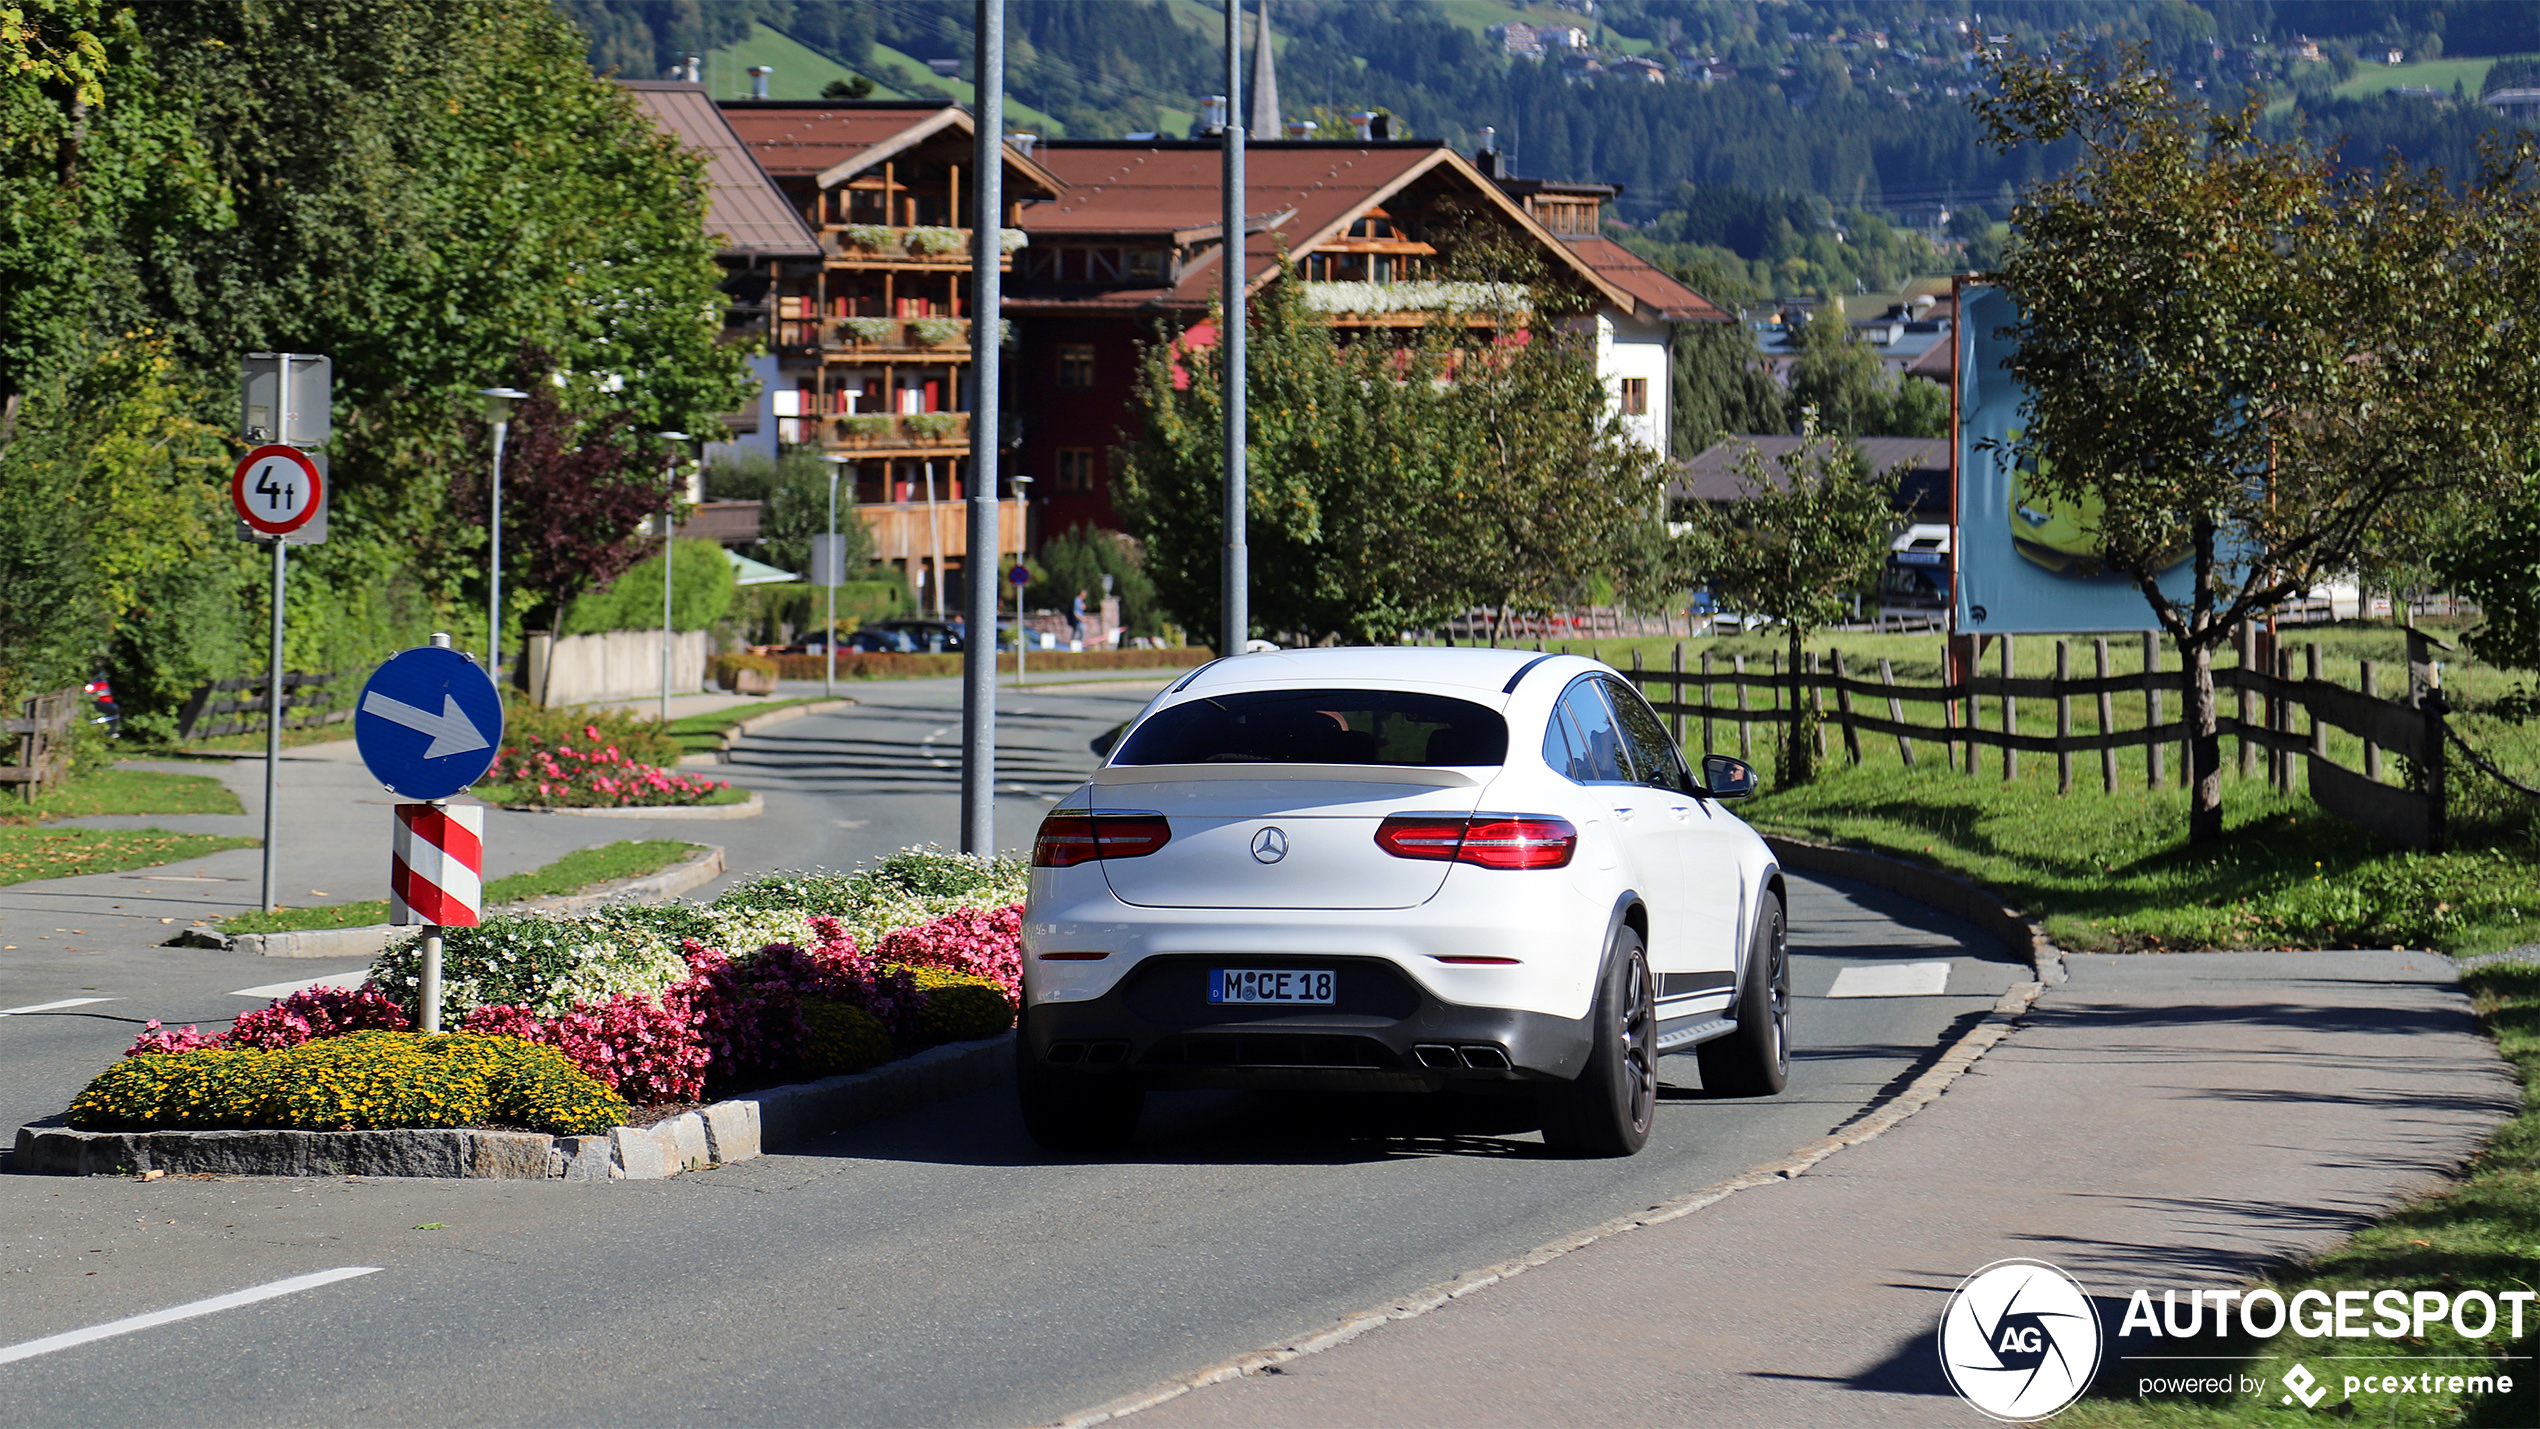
[1414,1043,1513,1071]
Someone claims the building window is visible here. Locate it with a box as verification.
[1619,378,1649,415]
[1057,343,1096,391]
[1055,448,1098,493]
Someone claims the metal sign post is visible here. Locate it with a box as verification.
[236,353,332,916]
[1010,559,1032,687]
[960,0,1005,857]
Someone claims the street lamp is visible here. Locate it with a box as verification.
[477,387,530,681]
[820,454,852,697]
[657,431,690,724]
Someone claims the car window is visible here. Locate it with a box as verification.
[1542,702,1595,781]
[1556,680,1633,783]
[1114,688,1509,767]
[1602,677,1691,794]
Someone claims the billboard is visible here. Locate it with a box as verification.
[1953,284,2194,634]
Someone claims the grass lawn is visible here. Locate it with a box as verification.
[218,839,704,935]
[2059,962,2540,1427]
[0,766,258,887]
[0,767,242,824]
[0,828,256,887]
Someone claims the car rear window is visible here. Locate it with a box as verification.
[1114,688,1510,767]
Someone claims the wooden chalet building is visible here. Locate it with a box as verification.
[1005,136,1727,538]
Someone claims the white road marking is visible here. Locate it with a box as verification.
[228,971,369,1000]
[0,998,114,1017]
[1827,962,1953,998]
[0,1266,381,1367]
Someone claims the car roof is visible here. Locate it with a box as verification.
[1171,646,1606,702]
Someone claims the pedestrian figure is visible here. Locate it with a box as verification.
[1069,589,1087,645]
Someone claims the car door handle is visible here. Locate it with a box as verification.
[1611,806,1635,821]
[1668,804,1693,820]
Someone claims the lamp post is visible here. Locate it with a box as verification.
[476,387,530,680]
[657,431,689,724]
[821,454,852,696]
[1008,473,1032,688]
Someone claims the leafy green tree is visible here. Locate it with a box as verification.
[1674,415,1898,786]
[2432,473,2540,676]
[1784,308,1947,439]
[1973,42,2540,843]
[1025,524,1160,639]
[1118,256,1670,647]
[708,449,875,580]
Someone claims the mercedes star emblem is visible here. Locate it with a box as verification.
[1251,826,1290,864]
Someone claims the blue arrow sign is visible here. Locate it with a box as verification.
[355,646,506,801]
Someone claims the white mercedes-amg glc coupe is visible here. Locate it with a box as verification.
[1017,646,1789,1157]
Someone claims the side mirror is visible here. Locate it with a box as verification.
[1702,754,1758,800]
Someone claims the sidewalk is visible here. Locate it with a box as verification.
[1130,952,2520,1428]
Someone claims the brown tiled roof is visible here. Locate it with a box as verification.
[1560,237,1732,323]
[676,500,763,545]
[1019,141,1644,315]
[620,82,820,259]
[717,100,1063,196]
[1904,335,1954,379]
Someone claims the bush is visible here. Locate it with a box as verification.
[69,1031,629,1136]
[462,996,710,1104]
[710,652,780,692]
[502,703,682,768]
[559,537,734,636]
[374,910,702,1025]
[874,905,1023,1001]
[897,966,1016,1044]
[125,984,410,1057]
[799,997,895,1075]
[714,848,1028,954]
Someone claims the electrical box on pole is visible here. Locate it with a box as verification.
[240,352,332,447]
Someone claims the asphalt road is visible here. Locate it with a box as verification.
[0,677,2032,1426]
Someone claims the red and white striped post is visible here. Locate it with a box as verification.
[392,802,482,1033]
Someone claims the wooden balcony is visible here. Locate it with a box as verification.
[777,316,980,361]
[805,412,972,456]
[855,497,1026,562]
[820,225,1021,270]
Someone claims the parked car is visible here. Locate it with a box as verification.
[1017,647,1787,1157]
[870,618,964,653]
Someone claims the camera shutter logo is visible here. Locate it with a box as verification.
[1251,826,1290,864]
[1938,1259,2103,1420]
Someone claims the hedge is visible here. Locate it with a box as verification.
[70,1031,629,1136]
[902,967,1015,1044]
[759,646,1213,681]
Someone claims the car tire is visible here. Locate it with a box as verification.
[1537,924,1657,1157]
[1698,890,1790,1097]
[1015,1011,1144,1150]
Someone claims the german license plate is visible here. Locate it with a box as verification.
[1209,969,1335,1005]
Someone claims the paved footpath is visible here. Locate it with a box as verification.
[1132,951,2522,1428]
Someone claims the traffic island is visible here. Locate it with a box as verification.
[11,1033,1013,1180]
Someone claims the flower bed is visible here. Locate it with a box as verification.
[66,848,1031,1136]
[479,723,728,808]
[71,1031,628,1136]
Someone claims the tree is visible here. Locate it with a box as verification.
[1675,415,1898,786]
[1783,305,1948,439]
[1672,321,1787,454]
[1026,524,1160,639]
[2432,474,2540,676]
[449,355,675,637]
[1116,252,1671,647]
[709,449,875,579]
[1972,42,2540,842]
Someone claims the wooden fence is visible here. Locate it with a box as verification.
[0,689,80,802]
[176,672,349,742]
[1623,627,2457,850]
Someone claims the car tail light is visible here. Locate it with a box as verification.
[1032,811,1172,867]
[1374,814,1576,870]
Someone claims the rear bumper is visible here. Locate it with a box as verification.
[1022,953,1594,1093]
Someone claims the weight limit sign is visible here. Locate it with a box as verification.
[231,444,324,537]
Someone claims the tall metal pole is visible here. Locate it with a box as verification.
[259,537,285,914]
[658,432,688,724]
[824,456,843,696]
[1221,0,1249,658]
[488,416,507,680]
[960,0,1004,855]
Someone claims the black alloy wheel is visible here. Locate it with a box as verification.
[1698,891,1790,1097]
[1538,924,1658,1157]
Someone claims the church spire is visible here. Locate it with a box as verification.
[1246,0,1281,141]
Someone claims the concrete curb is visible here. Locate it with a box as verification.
[500,790,763,820]
[1045,983,2049,1429]
[222,843,727,959]
[1763,834,2068,987]
[12,1032,1013,1180]
[676,698,855,766]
